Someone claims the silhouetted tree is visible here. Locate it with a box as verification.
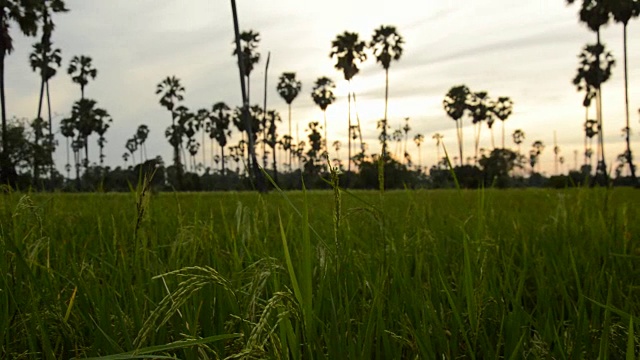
[369,25,404,159]
[232,30,260,104]
[156,75,185,187]
[610,0,640,182]
[94,110,112,165]
[512,129,525,155]
[311,76,336,155]
[443,85,470,165]
[68,55,96,99]
[468,91,493,164]
[210,102,232,176]
[492,96,513,149]
[277,72,301,170]
[330,31,367,179]
[1,0,50,185]
[135,124,150,162]
[414,133,424,171]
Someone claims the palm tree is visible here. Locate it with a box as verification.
[195,108,210,171]
[1,1,42,184]
[60,117,75,179]
[29,14,62,177]
[402,117,411,164]
[492,97,513,149]
[156,76,185,185]
[468,91,493,164]
[531,140,545,173]
[413,133,424,171]
[135,124,150,162]
[68,98,105,167]
[567,0,612,179]
[512,129,525,155]
[610,0,640,182]
[94,109,112,166]
[68,55,97,99]
[277,72,302,169]
[210,102,232,176]
[573,43,615,177]
[265,109,281,183]
[443,85,470,165]
[369,25,404,159]
[126,137,138,167]
[432,133,443,164]
[330,31,367,178]
[232,30,260,105]
[311,76,336,155]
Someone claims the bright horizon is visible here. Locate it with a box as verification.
[5,0,640,176]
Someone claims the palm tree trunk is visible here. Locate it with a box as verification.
[221,145,226,176]
[352,92,364,153]
[46,80,54,178]
[501,120,505,149]
[595,30,608,182]
[272,143,277,184]
[474,123,482,164]
[323,110,328,157]
[383,68,389,158]
[621,24,636,182]
[34,75,46,181]
[288,103,292,171]
[0,16,13,186]
[262,52,270,169]
[65,137,70,179]
[347,86,352,179]
[456,118,463,166]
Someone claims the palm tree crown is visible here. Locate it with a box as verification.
[156,76,185,116]
[369,25,404,70]
[277,72,302,105]
[311,76,336,111]
[68,55,97,98]
[330,31,367,81]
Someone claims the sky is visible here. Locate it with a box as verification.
[5,0,640,176]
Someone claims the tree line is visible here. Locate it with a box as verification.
[0,0,638,191]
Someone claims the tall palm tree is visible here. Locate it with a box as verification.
[60,117,75,179]
[432,133,443,164]
[573,43,614,177]
[126,136,138,167]
[156,76,185,186]
[277,72,302,170]
[491,97,513,149]
[68,55,97,99]
[443,85,470,166]
[531,140,545,173]
[369,25,404,159]
[610,0,640,182]
[512,129,525,155]
[210,102,232,176]
[330,31,367,177]
[402,117,410,164]
[135,124,150,162]
[1,1,42,184]
[29,7,63,178]
[195,108,210,171]
[265,109,281,183]
[567,0,611,178]
[413,133,424,171]
[468,91,493,164]
[68,98,105,168]
[311,76,336,155]
[94,109,112,166]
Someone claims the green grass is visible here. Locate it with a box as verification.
[1,187,640,358]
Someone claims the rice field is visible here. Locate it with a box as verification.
[1,185,639,359]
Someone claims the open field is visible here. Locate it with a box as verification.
[1,187,640,359]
